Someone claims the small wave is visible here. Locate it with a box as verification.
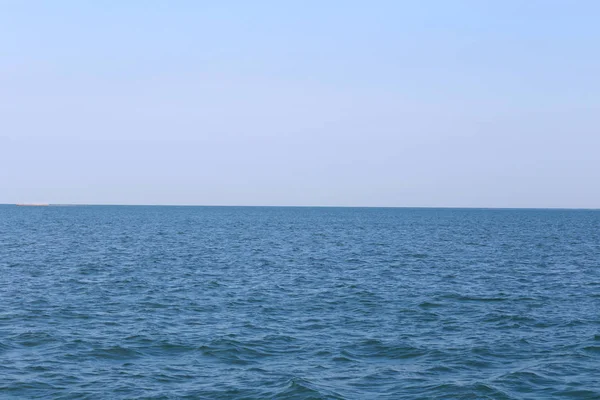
[493,369,557,388]
[582,345,600,353]
[483,313,537,325]
[440,293,509,302]
[199,338,273,364]
[418,301,444,308]
[332,355,354,362]
[341,339,425,360]
[409,253,429,259]
[421,382,513,399]
[273,377,344,400]
[86,345,143,360]
[552,389,600,398]
[14,331,58,347]
[0,341,16,352]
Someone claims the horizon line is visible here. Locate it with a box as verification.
[4,203,599,211]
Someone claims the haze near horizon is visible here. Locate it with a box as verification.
[2,1,599,208]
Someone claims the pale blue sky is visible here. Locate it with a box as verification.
[1,1,599,207]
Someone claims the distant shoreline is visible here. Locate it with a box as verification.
[15,204,88,207]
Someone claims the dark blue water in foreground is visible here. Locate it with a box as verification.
[1,206,600,399]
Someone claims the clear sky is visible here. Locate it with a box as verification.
[1,1,599,207]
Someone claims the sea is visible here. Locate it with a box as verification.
[1,205,599,399]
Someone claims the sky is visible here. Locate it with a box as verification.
[1,1,599,207]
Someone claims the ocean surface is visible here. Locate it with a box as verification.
[1,205,599,399]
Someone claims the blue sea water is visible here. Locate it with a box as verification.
[1,205,599,399]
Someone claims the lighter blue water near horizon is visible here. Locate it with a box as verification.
[1,205,600,399]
